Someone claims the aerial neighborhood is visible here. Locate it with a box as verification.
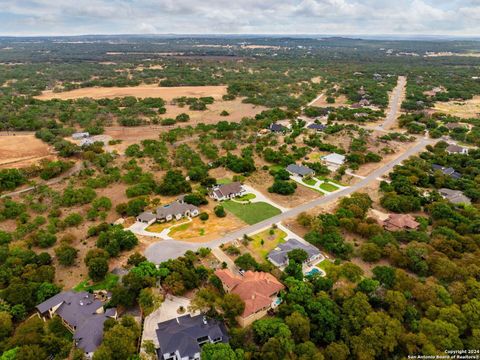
[0,28,480,360]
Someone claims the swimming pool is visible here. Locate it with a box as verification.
[274,297,282,306]
[305,267,325,277]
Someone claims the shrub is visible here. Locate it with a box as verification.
[199,212,209,221]
[55,244,78,266]
[214,205,226,217]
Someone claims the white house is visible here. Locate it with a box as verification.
[321,153,346,171]
[210,182,245,201]
[136,200,199,224]
[72,132,90,140]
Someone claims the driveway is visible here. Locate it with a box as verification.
[145,138,434,264]
[211,247,241,275]
[141,295,194,348]
[377,76,406,130]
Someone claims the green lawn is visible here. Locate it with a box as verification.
[269,165,284,172]
[169,222,191,235]
[74,273,119,292]
[316,260,335,274]
[223,201,281,225]
[320,182,339,192]
[237,193,256,201]
[217,178,233,184]
[302,177,317,186]
[249,228,287,258]
[317,177,345,186]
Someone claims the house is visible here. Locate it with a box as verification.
[446,144,468,155]
[210,182,245,201]
[267,238,321,267]
[214,269,284,327]
[136,211,157,225]
[307,123,326,132]
[439,188,471,205]
[286,164,315,178]
[80,138,94,147]
[154,314,229,360]
[269,123,287,133]
[136,200,199,224]
[382,214,420,232]
[445,122,466,130]
[36,291,116,357]
[72,132,90,140]
[321,153,346,170]
[432,164,462,179]
[358,98,370,106]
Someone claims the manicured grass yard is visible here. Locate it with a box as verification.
[168,222,191,236]
[302,177,317,186]
[237,193,256,201]
[249,228,287,258]
[320,182,339,192]
[317,176,345,186]
[74,273,119,292]
[223,201,281,225]
[316,259,335,274]
[217,178,233,184]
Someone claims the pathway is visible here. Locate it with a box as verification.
[377,76,406,130]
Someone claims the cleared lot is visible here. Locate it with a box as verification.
[0,134,54,169]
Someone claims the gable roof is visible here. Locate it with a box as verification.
[322,153,346,165]
[269,123,286,132]
[432,164,462,179]
[439,188,471,205]
[307,123,326,131]
[445,122,465,130]
[268,238,320,266]
[73,309,116,353]
[446,144,467,153]
[213,182,244,198]
[214,269,284,318]
[137,211,157,222]
[286,164,314,176]
[383,214,420,231]
[156,201,198,218]
[155,315,228,359]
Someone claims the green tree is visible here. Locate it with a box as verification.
[0,311,13,341]
[201,343,242,360]
[55,244,78,266]
[88,257,109,282]
[221,293,245,324]
[285,311,310,343]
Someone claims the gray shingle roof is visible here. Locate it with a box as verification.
[307,123,326,131]
[439,188,471,205]
[213,182,243,198]
[286,164,314,177]
[155,315,228,359]
[156,201,199,219]
[269,123,286,132]
[137,211,157,222]
[73,309,116,353]
[432,164,462,179]
[268,238,320,266]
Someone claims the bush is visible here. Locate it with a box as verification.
[55,244,78,266]
[63,212,83,228]
[88,257,109,282]
[34,231,57,248]
[214,205,226,217]
[199,212,209,221]
[176,113,190,122]
[359,243,383,262]
[268,180,297,195]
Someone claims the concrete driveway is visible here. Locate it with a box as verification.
[141,295,195,348]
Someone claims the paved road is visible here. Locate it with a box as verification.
[378,76,406,131]
[145,138,433,264]
[0,162,83,198]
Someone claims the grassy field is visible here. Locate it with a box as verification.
[249,228,287,258]
[320,182,339,192]
[302,177,317,186]
[223,201,281,225]
[74,273,119,292]
[237,193,256,201]
[168,222,192,236]
[217,178,233,184]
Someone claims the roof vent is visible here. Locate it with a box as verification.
[203,316,208,325]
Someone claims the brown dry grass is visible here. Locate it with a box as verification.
[246,170,322,208]
[310,94,348,108]
[35,85,228,101]
[433,96,480,119]
[0,134,55,169]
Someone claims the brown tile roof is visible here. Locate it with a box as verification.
[214,269,284,318]
[383,214,420,231]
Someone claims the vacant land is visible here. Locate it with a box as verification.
[248,228,287,259]
[433,96,480,118]
[223,201,281,225]
[310,94,349,108]
[35,85,228,101]
[0,134,54,169]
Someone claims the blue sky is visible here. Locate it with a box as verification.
[1,0,479,36]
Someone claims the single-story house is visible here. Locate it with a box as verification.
[210,182,245,201]
[321,153,346,170]
[439,188,471,205]
[267,238,321,267]
[432,164,462,179]
[136,200,199,224]
[136,211,157,225]
[446,144,468,155]
[155,314,229,360]
[72,132,90,140]
[36,291,116,357]
[269,123,287,133]
[307,123,326,132]
[214,269,284,327]
[445,122,466,130]
[286,164,315,178]
[382,214,420,232]
[80,138,94,147]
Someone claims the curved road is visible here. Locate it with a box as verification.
[145,137,434,264]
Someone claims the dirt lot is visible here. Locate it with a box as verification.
[245,170,322,208]
[433,96,480,118]
[35,85,228,101]
[0,134,55,169]
[310,94,349,108]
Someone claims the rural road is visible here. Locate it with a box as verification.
[378,76,406,130]
[145,137,434,264]
[0,162,83,198]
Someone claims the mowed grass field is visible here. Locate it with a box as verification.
[222,201,281,225]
